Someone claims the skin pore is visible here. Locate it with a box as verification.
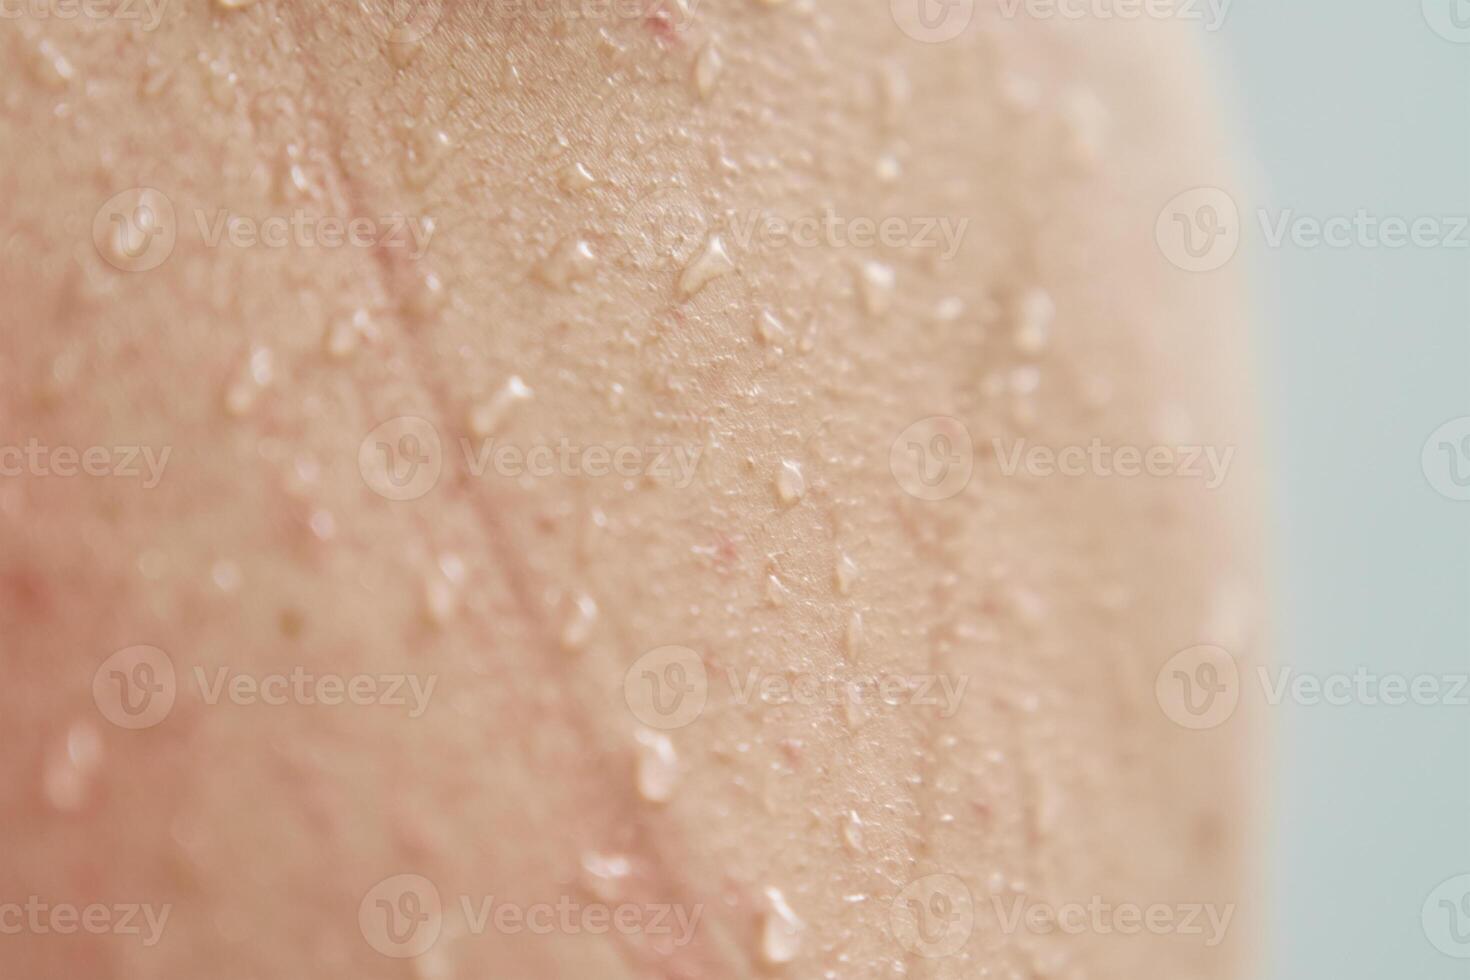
[0,1,1262,978]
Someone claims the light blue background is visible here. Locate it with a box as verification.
[1200,4,1469,977]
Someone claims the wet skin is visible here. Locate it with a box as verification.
[0,1,1263,977]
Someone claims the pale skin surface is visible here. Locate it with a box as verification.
[0,1,1263,978]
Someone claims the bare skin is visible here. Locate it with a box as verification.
[0,1,1262,978]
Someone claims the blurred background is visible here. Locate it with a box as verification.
[1199,4,1468,978]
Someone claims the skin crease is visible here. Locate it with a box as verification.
[0,1,1265,978]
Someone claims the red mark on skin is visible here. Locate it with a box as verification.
[643,1,685,44]
[0,566,49,617]
[703,531,739,573]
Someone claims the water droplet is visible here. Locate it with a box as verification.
[537,237,598,289]
[308,509,337,541]
[404,268,448,321]
[31,38,75,88]
[875,153,901,183]
[556,161,596,193]
[774,459,805,505]
[215,0,258,8]
[677,233,735,299]
[581,852,632,901]
[424,574,458,627]
[1063,88,1109,170]
[935,296,965,322]
[1010,365,1040,395]
[279,151,313,203]
[634,728,679,803]
[765,573,790,607]
[404,128,453,189]
[1009,586,1046,626]
[1013,288,1054,355]
[468,375,533,437]
[204,57,238,108]
[877,62,911,126]
[43,722,103,812]
[1001,73,1040,114]
[224,346,273,416]
[387,25,424,68]
[439,553,466,584]
[841,810,865,854]
[858,260,895,316]
[844,610,863,658]
[693,42,723,100]
[140,54,173,98]
[326,309,372,359]
[212,558,242,592]
[561,592,599,650]
[834,551,858,595]
[760,886,805,965]
[757,309,788,346]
